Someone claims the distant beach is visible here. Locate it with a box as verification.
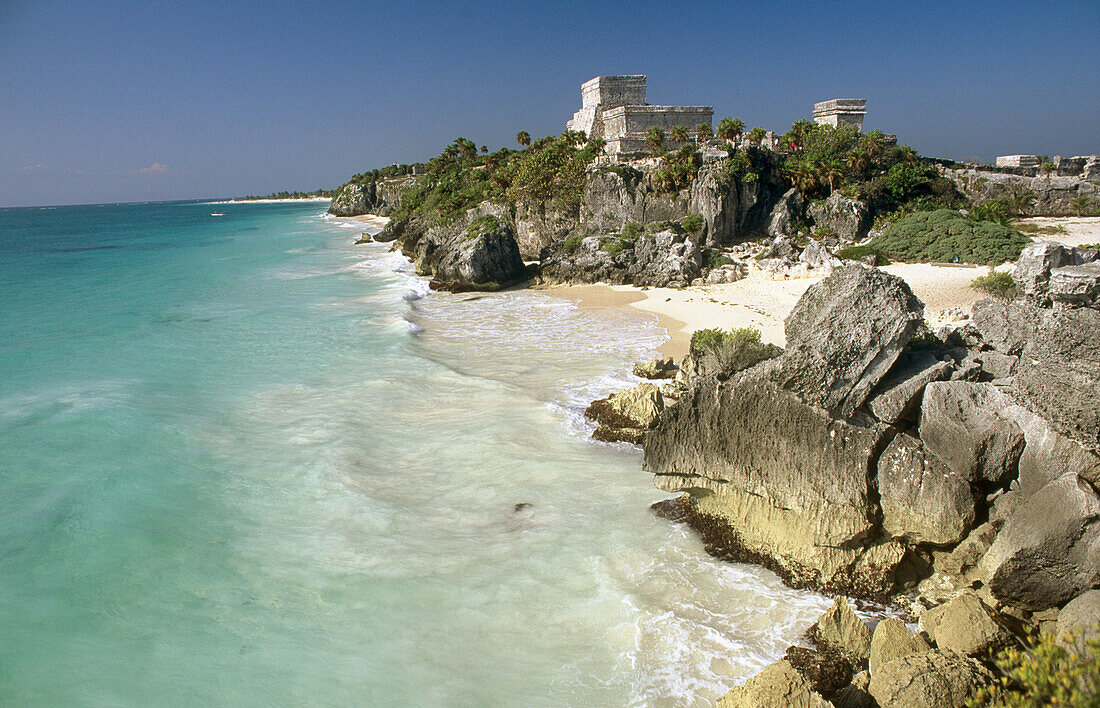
[207,197,332,204]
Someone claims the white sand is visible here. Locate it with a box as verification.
[1013,216,1100,248]
[335,214,392,229]
[208,197,332,204]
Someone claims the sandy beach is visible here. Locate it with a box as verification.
[336,213,392,230]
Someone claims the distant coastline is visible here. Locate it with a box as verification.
[209,197,332,204]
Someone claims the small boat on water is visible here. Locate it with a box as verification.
[210,212,226,216]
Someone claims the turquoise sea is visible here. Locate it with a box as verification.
[0,200,833,706]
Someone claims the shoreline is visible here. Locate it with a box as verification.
[208,197,332,204]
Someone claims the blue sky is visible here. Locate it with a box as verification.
[2,0,1097,207]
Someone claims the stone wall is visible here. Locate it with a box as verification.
[580,75,646,109]
[602,105,714,155]
[813,99,866,131]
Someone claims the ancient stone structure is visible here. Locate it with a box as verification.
[813,99,866,131]
[566,75,713,156]
[996,155,1042,168]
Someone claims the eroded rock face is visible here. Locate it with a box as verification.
[1014,305,1100,454]
[644,370,900,595]
[328,181,370,216]
[1013,241,1075,304]
[808,597,872,664]
[774,265,925,418]
[633,357,678,380]
[979,473,1100,610]
[585,382,664,444]
[808,192,870,242]
[866,351,954,425]
[918,382,1025,484]
[1050,263,1100,306]
[878,434,976,546]
[717,660,831,708]
[764,188,806,238]
[798,240,843,272]
[1056,590,1100,643]
[869,618,931,677]
[930,592,1012,656]
[412,219,526,291]
[971,298,1043,356]
[868,650,992,708]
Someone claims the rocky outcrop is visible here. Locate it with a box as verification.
[584,382,664,444]
[926,592,1012,656]
[328,176,416,217]
[1056,590,1100,642]
[1013,241,1076,304]
[947,167,1100,217]
[878,434,976,546]
[807,597,872,664]
[867,650,992,708]
[772,264,925,418]
[866,350,953,425]
[1051,263,1100,306]
[918,382,1025,485]
[869,618,931,676]
[764,188,806,238]
[717,660,831,708]
[633,357,677,379]
[808,192,870,242]
[538,229,703,287]
[410,218,526,291]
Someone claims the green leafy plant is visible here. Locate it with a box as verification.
[835,244,890,266]
[681,214,704,233]
[689,327,782,376]
[867,209,1029,265]
[970,269,1017,300]
[970,199,1012,226]
[559,234,585,254]
[967,627,1100,707]
[622,221,644,239]
[703,248,733,269]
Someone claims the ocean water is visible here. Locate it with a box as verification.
[0,201,834,706]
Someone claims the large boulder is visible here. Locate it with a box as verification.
[629,229,703,287]
[1050,263,1100,306]
[869,618,932,677]
[1013,241,1075,304]
[798,240,843,272]
[513,202,578,260]
[1014,305,1100,454]
[971,298,1043,356]
[866,350,954,424]
[585,382,664,444]
[717,660,831,708]
[633,357,678,380]
[807,597,872,664]
[868,650,992,708]
[412,217,526,291]
[809,191,870,242]
[645,369,900,595]
[929,592,1012,656]
[979,473,1100,610]
[878,434,976,546]
[1055,590,1100,643]
[918,382,1025,484]
[1003,404,1100,497]
[764,188,807,238]
[773,265,925,418]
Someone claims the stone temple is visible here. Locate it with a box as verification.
[566,75,713,156]
[813,99,867,132]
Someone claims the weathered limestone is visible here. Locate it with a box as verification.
[633,357,677,380]
[929,592,1012,656]
[585,382,664,444]
[878,434,976,546]
[717,660,832,708]
[918,382,1025,484]
[1050,263,1100,306]
[996,154,1041,169]
[947,168,1100,217]
[869,618,932,676]
[410,218,526,291]
[971,298,1043,356]
[808,597,872,664]
[979,473,1100,610]
[866,351,953,425]
[1055,590,1100,643]
[774,265,925,418]
[1013,241,1075,304]
[868,651,993,708]
[565,75,713,155]
[764,188,806,238]
[328,181,370,216]
[808,192,871,242]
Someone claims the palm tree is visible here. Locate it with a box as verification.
[747,127,767,147]
[670,125,690,146]
[516,130,531,148]
[645,126,666,155]
[1070,196,1094,216]
[696,122,713,142]
[454,137,478,160]
[716,117,745,144]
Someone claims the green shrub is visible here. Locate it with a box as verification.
[967,627,1100,707]
[599,235,635,257]
[703,249,733,269]
[970,270,1017,300]
[1012,221,1067,235]
[682,213,705,233]
[622,221,644,239]
[836,244,891,266]
[463,215,502,240]
[690,327,782,376]
[970,199,1012,226]
[560,234,585,254]
[868,209,1030,265]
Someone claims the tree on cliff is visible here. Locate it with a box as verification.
[696,123,713,142]
[516,131,531,148]
[671,125,690,146]
[645,127,666,155]
[717,117,744,144]
[747,127,768,147]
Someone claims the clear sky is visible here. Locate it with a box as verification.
[2,0,1098,207]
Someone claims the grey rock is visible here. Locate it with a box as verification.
[1050,263,1100,306]
[878,434,976,546]
[717,660,831,708]
[373,217,405,243]
[764,188,807,238]
[798,240,843,271]
[706,262,748,284]
[774,265,925,418]
[931,592,1012,656]
[763,235,798,261]
[809,192,871,242]
[809,597,873,664]
[919,382,1025,484]
[413,219,525,290]
[1003,404,1100,497]
[1014,305,1100,454]
[585,382,665,444]
[938,521,999,582]
[868,650,992,708]
[979,474,1100,610]
[866,351,953,424]
[633,357,678,380]
[327,181,370,216]
[976,351,1019,379]
[1013,241,1074,305]
[1055,590,1100,643]
[1075,246,1100,264]
[971,298,1043,356]
[946,167,1100,217]
[869,618,932,676]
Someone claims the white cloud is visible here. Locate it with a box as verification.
[135,162,168,175]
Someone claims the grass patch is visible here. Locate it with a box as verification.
[1012,221,1068,235]
[868,209,1030,265]
[970,269,1017,300]
[703,249,734,269]
[559,234,585,254]
[690,327,782,375]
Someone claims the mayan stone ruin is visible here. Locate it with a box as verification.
[812,98,867,131]
[566,75,713,156]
